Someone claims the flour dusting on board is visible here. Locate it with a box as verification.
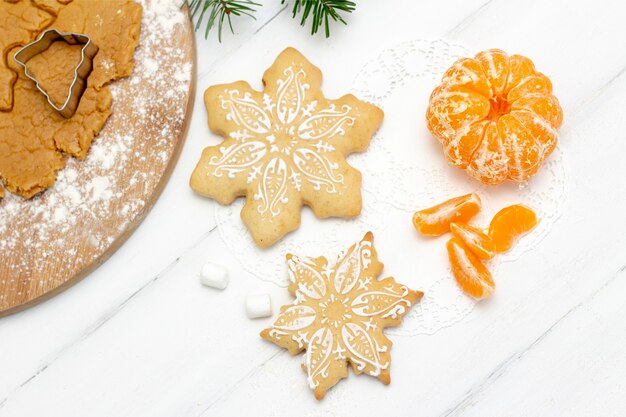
[0,0,192,307]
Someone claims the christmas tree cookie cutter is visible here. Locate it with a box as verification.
[13,28,99,118]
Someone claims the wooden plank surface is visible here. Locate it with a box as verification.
[1,0,626,416]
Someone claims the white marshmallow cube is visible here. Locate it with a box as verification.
[245,294,272,319]
[200,261,229,290]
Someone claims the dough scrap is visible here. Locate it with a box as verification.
[52,0,143,89]
[26,41,83,109]
[31,0,73,16]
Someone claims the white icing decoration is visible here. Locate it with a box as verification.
[351,286,411,318]
[276,67,308,124]
[341,322,389,375]
[273,305,317,332]
[209,141,266,179]
[208,63,355,218]
[298,105,355,140]
[288,255,326,299]
[305,327,334,389]
[292,148,343,193]
[333,239,371,295]
[222,90,270,134]
[264,235,416,390]
[255,157,289,217]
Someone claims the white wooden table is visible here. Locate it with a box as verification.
[2,1,626,415]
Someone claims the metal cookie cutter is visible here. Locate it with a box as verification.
[13,29,99,118]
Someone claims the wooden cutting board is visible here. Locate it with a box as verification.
[0,2,196,317]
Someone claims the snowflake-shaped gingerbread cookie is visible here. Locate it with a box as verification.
[261,232,423,399]
[190,48,384,247]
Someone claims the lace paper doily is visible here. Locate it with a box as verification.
[215,39,567,335]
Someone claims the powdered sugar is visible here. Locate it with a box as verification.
[0,0,193,310]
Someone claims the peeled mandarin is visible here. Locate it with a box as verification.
[412,193,481,236]
[426,49,563,185]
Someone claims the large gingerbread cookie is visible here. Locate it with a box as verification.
[0,0,142,198]
[190,48,384,247]
[261,232,423,399]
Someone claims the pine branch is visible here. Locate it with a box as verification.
[282,0,356,38]
[187,0,260,41]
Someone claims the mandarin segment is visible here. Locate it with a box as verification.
[507,72,553,103]
[511,94,563,128]
[412,193,481,236]
[475,49,509,96]
[450,222,496,260]
[510,109,558,155]
[498,114,542,182]
[443,120,488,168]
[466,121,508,185]
[447,237,495,300]
[426,87,490,142]
[440,57,492,97]
[488,204,538,253]
[505,55,536,96]
[426,49,563,185]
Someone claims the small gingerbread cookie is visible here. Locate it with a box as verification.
[190,48,384,247]
[261,232,422,400]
